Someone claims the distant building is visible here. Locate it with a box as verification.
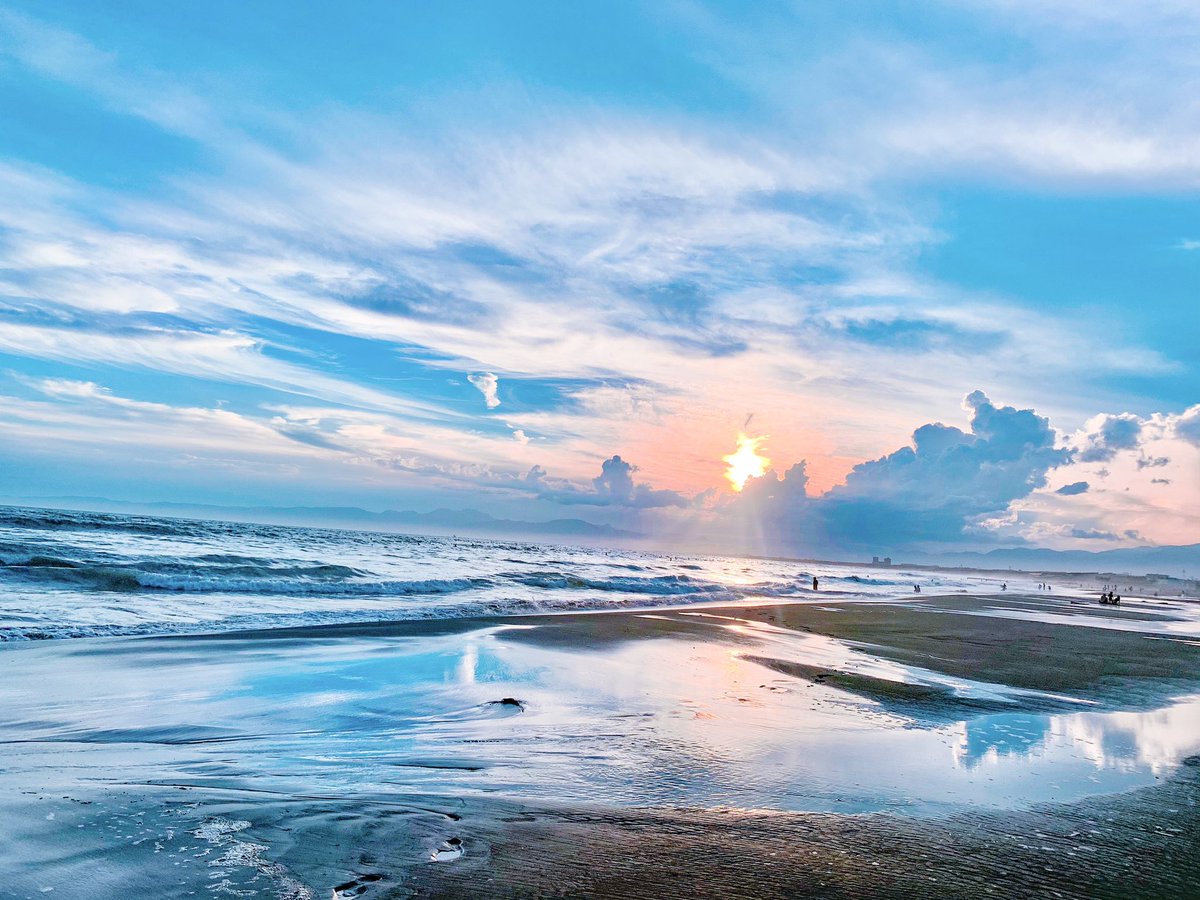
[871,555,892,567]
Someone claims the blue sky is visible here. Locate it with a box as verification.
[0,1,1197,553]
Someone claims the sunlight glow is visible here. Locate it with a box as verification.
[723,433,770,491]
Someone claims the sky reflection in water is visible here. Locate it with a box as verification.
[3,616,1198,817]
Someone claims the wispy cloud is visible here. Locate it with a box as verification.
[0,5,1193,547]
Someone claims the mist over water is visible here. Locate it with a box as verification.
[0,506,1013,641]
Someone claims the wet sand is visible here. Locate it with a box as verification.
[3,591,1199,898]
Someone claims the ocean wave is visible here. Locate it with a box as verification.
[136,574,490,596]
[0,585,748,642]
[514,571,732,595]
[0,507,213,539]
[0,560,490,596]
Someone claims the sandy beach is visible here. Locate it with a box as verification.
[3,589,1199,898]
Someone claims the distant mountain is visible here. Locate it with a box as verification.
[375,507,639,538]
[911,544,1200,577]
[1,496,641,541]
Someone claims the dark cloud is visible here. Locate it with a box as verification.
[730,391,1069,552]
[1077,413,1142,462]
[1177,405,1200,445]
[1055,481,1089,495]
[593,455,637,501]
[524,456,687,509]
[1069,528,1118,541]
[271,424,349,452]
[1135,455,1169,469]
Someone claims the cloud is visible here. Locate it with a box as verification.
[524,454,687,509]
[729,391,1069,551]
[467,372,500,409]
[1069,528,1120,541]
[1056,481,1089,495]
[1176,405,1200,446]
[1076,413,1143,462]
[1001,403,1200,548]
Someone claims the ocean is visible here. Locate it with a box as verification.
[0,505,1011,642]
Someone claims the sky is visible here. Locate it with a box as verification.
[0,1,1197,556]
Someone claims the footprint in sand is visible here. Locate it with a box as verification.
[430,837,465,862]
[331,873,383,897]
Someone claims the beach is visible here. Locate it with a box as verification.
[4,584,1200,898]
[5,2,1200,895]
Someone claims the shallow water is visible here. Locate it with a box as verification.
[4,612,1197,820]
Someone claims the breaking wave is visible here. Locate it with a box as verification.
[0,505,986,643]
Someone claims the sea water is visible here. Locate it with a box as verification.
[0,505,1017,641]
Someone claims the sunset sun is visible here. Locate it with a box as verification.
[723,433,770,491]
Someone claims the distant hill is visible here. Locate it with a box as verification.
[912,544,1200,577]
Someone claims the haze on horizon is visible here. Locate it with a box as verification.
[0,1,1197,558]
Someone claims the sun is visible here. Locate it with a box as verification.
[723,433,770,491]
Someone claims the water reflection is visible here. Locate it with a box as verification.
[953,696,1200,775]
[3,622,1199,818]
[1050,699,1200,773]
[953,714,1051,766]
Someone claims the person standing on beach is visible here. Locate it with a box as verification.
[812,576,819,591]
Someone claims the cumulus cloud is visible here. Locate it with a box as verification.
[1076,413,1142,462]
[729,391,1069,552]
[467,372,500,409]
[593,454,638,502]
[1000,401,1200,548]
[1056,481,1089,495]
[524,455,687,509]
[1175,405,1200,446]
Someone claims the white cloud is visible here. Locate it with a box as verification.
[467,372,500,409]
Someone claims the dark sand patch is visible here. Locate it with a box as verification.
[29,768,1192,899]
[738,654,1021,718]
[738,595,1200,705]
[402,763,1200,898]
